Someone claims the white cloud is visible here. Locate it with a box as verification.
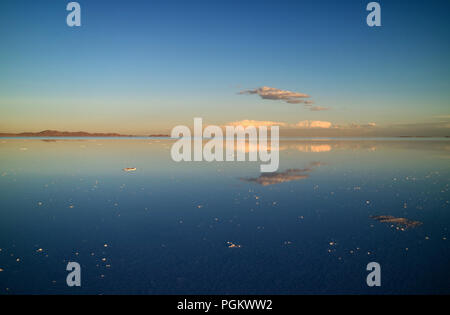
[226,120,377,130]
[239,86,309,101]
[295,120,333,129]
[227,119,287,127]
[239,86,331,111]
[239,86,311,103]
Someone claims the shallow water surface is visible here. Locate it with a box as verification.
[0,138,449,294]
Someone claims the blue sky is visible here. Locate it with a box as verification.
[0,0,449,135]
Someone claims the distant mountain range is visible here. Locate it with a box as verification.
[0,130,446,138]
[0,130,169,137]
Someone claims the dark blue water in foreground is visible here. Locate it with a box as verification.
[0,139,449,294]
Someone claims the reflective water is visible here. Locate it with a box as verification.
[0,138,449,294]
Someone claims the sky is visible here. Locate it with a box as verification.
[0,0,449,136]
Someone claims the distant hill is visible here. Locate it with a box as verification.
[148,134,170,137]
[0,130,137,137]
